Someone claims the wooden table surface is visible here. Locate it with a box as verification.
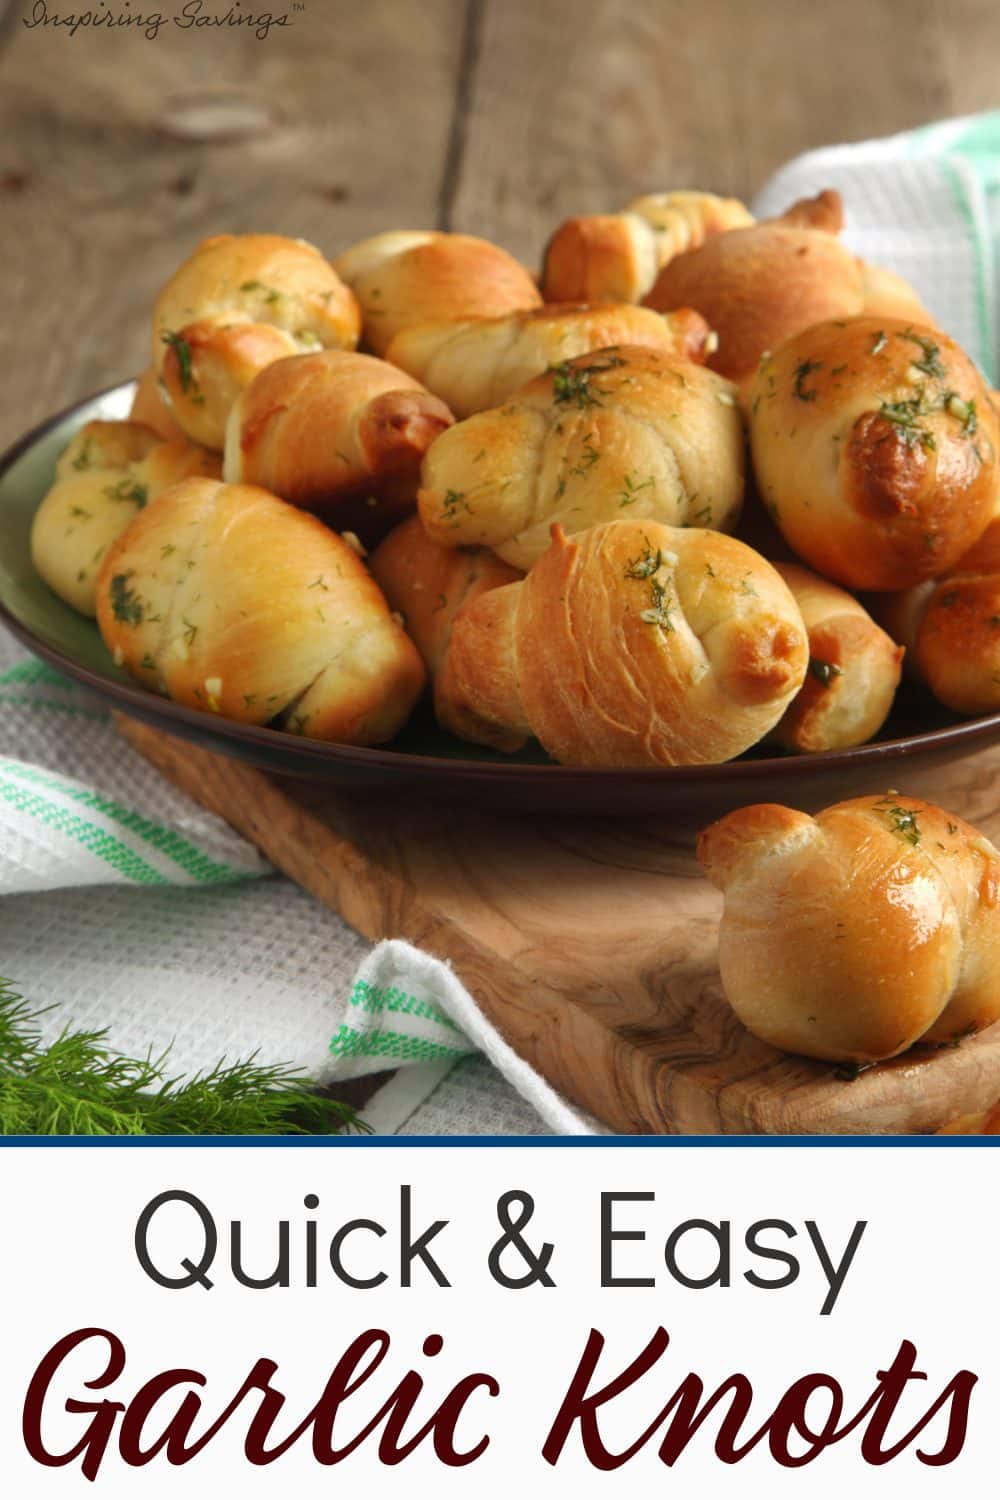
[2,0,998,452]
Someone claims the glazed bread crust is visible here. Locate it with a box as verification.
[938,1098,1000,1134]
[698,794,1000,1062]
[860,262,935,325]
[369,514,522,677]
[644,191,864,387]
[540,191,754,305]
[872,518,1000,714]
[129,368,187,444]
[771,562,903,751]
[418,345,746,570]
[152,234,361,448]
[223,350,453,538]
[385,303,711,419]
[437,520,808,766]
[31,420,220,616]
[748,316,1000,589]
[95,477,425,745]
[334,230,541,356]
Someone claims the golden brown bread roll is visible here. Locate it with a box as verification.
[31,421,220,616]
[418,345,746,570]
[644,190,865,388]
[436,520,808,765]
[540,191,754,305]
[698,794,1000,1062]
[223,351,453,539]
[748,316,1000,589]
[95,477,425,745]
[938,1099,1000,1134]
[871,517,1000,714]
[860,262,934,325]
[334,230,541,357]
[384,304,711,420]
[369,515,522,676]
[152,234,361,449]
[770,563,903,751]
[129,368,187,444]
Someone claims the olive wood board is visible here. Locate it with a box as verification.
[117,715,1000,1135]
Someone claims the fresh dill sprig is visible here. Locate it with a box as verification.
[0,980,368,1137]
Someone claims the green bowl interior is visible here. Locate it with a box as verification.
[0,386,136,680]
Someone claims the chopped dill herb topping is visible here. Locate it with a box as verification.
[104,479,148,507]
[182,617,198,647]
[739,575,759,598]
[624,542,664,581]
[619,472,655,508]
[793,358,823,401]
[624,542,674,631]
[139,654,155,671]
[639,579,674,631]
[550,351,626,409]
[568,436,601,480]
[68,505,92,519]
[109,573,144,627]
[945,391,978,435]
[161,331,195,393]
[160,543,176,559]
[240,280,281,304]
[878,393,937,451]
[808,656,843,687]
[938,589,960,607]
[901,329,946,379]
[71,439,93,471]
[308,575,330,591]
[870,330,888,355]
[874,792,921,847]
[441,488,470,522]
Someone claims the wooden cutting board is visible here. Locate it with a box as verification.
[117,715,1000,1135]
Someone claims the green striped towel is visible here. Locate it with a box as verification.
[0,656,268,893]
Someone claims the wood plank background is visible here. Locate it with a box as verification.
[2,0,999,450]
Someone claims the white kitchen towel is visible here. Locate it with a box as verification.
[2,112,998,1135]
